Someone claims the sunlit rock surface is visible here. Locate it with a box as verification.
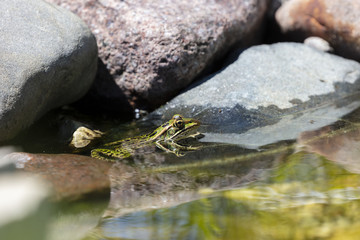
[0,0,97,141]
[304,36,333,52]
[276,0,360,61]
[152,42,360,148]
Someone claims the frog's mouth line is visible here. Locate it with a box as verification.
[170,121,200,140]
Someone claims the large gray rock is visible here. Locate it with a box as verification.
[48,0,268,113]
[152,43,360,148]
[0,0,97,141]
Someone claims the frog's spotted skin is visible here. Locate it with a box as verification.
[90,114,201,161]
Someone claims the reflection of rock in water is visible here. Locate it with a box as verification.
[298,120,360,174]
[127,145,166,167]
[3,152,112,200]
[102,143,283,218]
[94,150,360,240]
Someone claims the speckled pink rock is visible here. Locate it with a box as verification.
[47,0,268,114]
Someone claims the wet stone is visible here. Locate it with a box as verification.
[297,116,360,174]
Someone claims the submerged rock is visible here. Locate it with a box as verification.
[48,0,268,113]
[0,0,97,142]
[297,116,360,174]
[152,43,360,148]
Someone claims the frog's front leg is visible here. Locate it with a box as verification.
[155,139,200,157]
[91,148,130,161]
[166,138,201,151]
[186,131,204,139]
[155,140,184,157]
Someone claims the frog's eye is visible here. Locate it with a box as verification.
[172,114,184,128]
[174,119,184,129]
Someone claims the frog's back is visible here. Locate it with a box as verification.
[91,134,153,161]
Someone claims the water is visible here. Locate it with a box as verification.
[81,151,360,240]
[7,107,360,240]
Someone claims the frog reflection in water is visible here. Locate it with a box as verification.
[90,114,201,161]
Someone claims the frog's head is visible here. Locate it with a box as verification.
[166,114,200,141]
[148,114,200,141]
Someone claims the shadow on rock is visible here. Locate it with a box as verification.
[72,58,134,118]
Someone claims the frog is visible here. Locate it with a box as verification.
[89,114,201,161]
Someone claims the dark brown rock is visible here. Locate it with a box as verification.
[47,0,268,113]
[276,0,360,61]
[5,153,113,200]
